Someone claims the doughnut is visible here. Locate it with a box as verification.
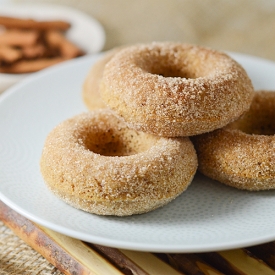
[40,109,198,216]
[100,42,254,137]
[192,91,275,191]
[82,47,122,110]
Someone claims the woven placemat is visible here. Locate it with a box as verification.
[0,221,63,275]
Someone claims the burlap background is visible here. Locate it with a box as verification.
[0,221,62,274]
[1,0,275,274]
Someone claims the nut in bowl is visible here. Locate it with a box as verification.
[0,3,105,94]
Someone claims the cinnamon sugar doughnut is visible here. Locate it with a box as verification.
[100,42,254,137]
[40,109,198,216]
[82,47,122,110]
[192,91,275,191]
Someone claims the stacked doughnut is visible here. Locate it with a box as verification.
[41,42,261,216]
[192,90,275,191]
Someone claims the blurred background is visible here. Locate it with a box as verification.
[11,0,275,61]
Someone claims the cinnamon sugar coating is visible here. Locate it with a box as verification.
[192,91,275,191]
[40,110,198,216]
[100,42,254,137]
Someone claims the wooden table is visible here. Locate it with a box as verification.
[0,200,274,275]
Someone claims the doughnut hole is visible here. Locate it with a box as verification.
[77,118,158,157]
[228,91,275,135]
[137,46,219,79]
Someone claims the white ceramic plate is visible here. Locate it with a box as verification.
[0,53,275,253]
[0,3,105,93]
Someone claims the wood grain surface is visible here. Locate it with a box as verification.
[0,200,274,275]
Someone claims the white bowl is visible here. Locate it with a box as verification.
[0,3,105,93]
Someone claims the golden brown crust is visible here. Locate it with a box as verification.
[192,91,275,191]
[40,110,198,216]
[100,42,254,137]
